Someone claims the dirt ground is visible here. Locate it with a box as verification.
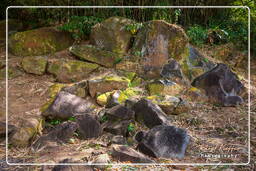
[0,44,255,170]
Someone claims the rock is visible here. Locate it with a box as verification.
[105,88,142,108]
[185,87,208,102]
[111,145,154,163]
[102,120,132,136]
[181,45,215,80]
[93,154,110,170]
[111,135,127,144]
[21,56,47,75]
[70,44,121,68]
[191,63,245,106]
[52,159,93,171]
[173,98,190,115]
[47,59,99,83]
[115,60,140,72]
[42,91,95,120]
[136,125,190,159]
[96,91,113,107]
[147,79,183,96]
[124,98,139,109]
[90,16,134,54]
[88,75,129,97]
[146,95,180,115]
[160,59,188,85]
[76,114,102,139]
[132,20,189,78]
[31,121,78,152]
[9,27,74,56]
[10,116,44,147]
[105,105,135,120]
[61,80,88,98]
[132,99,169,128]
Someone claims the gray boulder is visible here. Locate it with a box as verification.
[136,125,190,159]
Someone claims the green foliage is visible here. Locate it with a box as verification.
[125,23,143,34]
[127,123,135,132]
[48,119,61,125]
[100,115,108,123]
[186,25,208,46]
[58,16,103,40]
[114,57,123,64]
[68,116,76,121]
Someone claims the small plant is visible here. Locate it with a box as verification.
[100,115,108,123]
[68,116,76,121]
[174,9,181,24]
[114,57,123,65]
[125,23,143,34]
[58,16,103,40]
[187,25,208,46]
[127,123,135,132]
[49,119,61,125]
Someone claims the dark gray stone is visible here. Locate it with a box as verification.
[76,114,102,139]
[32,121,78,152]
[136,125,190,159]
[52,159,93,171]
[132,99,169,128]
[102,120,132,136]
[105,105,135,120]
[42,91,95,120]
[192,63,245,106]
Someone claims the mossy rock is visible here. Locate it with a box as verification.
[180,45,215,81]
[70,44,121,68]
[115,60,140,72]
[131,20,189,79]
[9,27,74,56]
[21,56,47,75]
[147,80,183,96]
[47,59,99,83]
[10,116,44,147]
[90,16,135,54]
[88,75,130,98]
[96,87,142,106]
[0,66,23,80]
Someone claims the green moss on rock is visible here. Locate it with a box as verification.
[21,56,47,75]
[9,27,74,56]
[47,59,99,83]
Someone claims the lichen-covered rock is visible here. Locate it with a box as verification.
[42,91,95,120]
[76,114,102,139]
[181,45,215,81]
[147,79,183,96]
[185,87,208,102]
[115,60,140,72]
[9,27,73,56]
[21,56,47,75]
[88,75,129,98]
[70,45,120,68]
[61,80,88,98]
[136,125,190,159]
[90,16,135,54]
[31,121,78,152]
[132,99,169,128]
[111,145,154,163]
[191,63,245,106]
[47,59,99,83]
[132,20,189,78]
[10,115,44,147]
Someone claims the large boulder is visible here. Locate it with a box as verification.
[31,121,78,152]
[191,63,245,106]
[9,27,74,56]
[47,59,99,83]
[88,75,129,98]
[42,91,95,120]
[132,20,189,78]
[70,45,120,68]
[90,16,134,54]
[21,56,47,75]
[136,125,190,159]
[111,145,154,163]
[132,99,169,128]
[105,105,135,120]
